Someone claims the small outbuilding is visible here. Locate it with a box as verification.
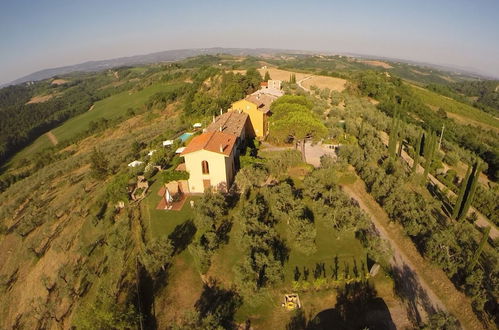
[193,123,202,128]
[162,140,174,147]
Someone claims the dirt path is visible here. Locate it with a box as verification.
[45,131,58,146]
[297,75,314,91]
[379,131,498,240]
[342,180,484,329]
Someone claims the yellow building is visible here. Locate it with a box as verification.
[230,93,275,138]
[181,131,237,193]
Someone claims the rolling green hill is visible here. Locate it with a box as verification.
[411,85,499,130]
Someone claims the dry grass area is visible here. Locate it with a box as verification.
[51,79,68,85]
[411,69,430,76]
[154,256,204,328]
[26,94,55,104]
[301,75,347,92]
[359,60,393,69]
[257,67,310,82]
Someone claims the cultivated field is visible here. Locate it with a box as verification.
[301,75,347,92]
[358,60,393,69]
[257,67,310,82]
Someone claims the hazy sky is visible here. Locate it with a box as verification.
[1,0,499,84]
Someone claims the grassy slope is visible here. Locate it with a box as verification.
[9,82,176,163]
[411,85,499,130]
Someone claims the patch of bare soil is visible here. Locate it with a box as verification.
[26,94,54,104]
[359,60,393,69]
[51,79,68,85]
[46,131,58,146]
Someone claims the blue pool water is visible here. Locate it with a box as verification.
[178,132,194,142]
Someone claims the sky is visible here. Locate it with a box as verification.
[1,0,499,84]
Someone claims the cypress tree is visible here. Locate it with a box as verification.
[423,132,436,179]
[388,115,399,159]
[264,71,271,81]
[452,164,471,219]
[458,161,482,221]
[466,226,490,273]
[412,132,423,173]
[397,120,406,157]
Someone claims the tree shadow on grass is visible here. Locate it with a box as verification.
[390,263,437,326]
[168,219,196,255]
[194,278,242,329]
[288,281,395,330]
[137,263,159,330]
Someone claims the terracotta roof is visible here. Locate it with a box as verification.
[245,94,275,113]
[260,82,268,87]
[205,111,248,137]
[180,131,236,156]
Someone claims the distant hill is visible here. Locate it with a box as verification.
[3,48,309,87]
[4,47,495,88]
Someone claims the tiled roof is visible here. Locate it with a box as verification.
[180,131,236,156]
[205,111,248,137]
[245,93,275,113]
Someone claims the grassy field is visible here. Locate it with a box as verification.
[411,85,499,130]
[141,177,200,240]
[10,81,180,162]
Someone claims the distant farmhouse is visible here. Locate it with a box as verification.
[180,80,283,193]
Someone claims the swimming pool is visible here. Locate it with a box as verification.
[178,132,194,142]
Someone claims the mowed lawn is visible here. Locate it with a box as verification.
[11,82,178,162]
[411,85,499,130]
[141,177,200,240]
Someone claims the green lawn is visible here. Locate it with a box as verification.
[411,85,499,129]
[282,219,366,284]
[141,177,200,240]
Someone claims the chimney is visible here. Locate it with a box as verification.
[219,126,222,132]
[220,108,223,115]
[219,144,224,152]
[212,115,215,123]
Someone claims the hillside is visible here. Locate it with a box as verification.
[0,55,497,330]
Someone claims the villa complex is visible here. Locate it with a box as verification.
[180,80,282,193]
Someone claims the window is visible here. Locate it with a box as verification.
[201,160,209,174]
